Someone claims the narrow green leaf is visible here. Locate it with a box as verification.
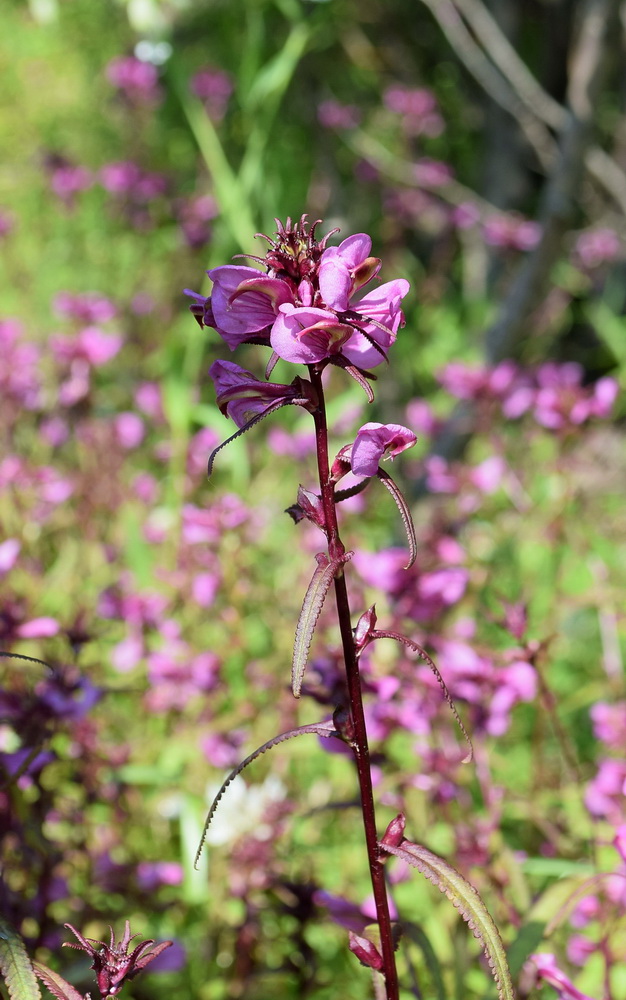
[382,841,515,1000]
[0,919,41,1000]
[402,922,447,1000]
[292,551,353,697]
[506,921,546,978]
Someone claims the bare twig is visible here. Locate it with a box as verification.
[484,0,621,363]
[417,0,557,170]
[453,0,565,130]
[420,0,626,215]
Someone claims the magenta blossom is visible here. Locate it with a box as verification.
[209,360,317,428]
[208,265,295,347]
[350,422,417,477]
[187,217,409,372]
[270,305,355,363]
[318,233,381,311]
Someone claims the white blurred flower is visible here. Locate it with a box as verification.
[204,774,286,846]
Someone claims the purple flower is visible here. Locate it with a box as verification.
[188,218,410,372]
[208,265,295,347]
[0,538,20,574]
[340,279,409,367]
[350,422,417,477]
[574,226,621,268]
[53,291,117,323]
[209,359,316,428]
[529,953,595,1000]
[190,66,233,120]
[106,55,160,103]
[318,233,380,311]
[271,305,355,363]
[317,99,361,130]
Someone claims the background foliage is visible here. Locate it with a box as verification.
[1,1,626,998]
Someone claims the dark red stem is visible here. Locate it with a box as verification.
[308,365,399,1000]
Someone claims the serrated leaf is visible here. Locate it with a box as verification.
[0,919,42,1000]
[292,551,352,697]
[366,631,472,763]
[381,840,515,1000]
[376,468,417,569]
[32,962,83,1000]
[195,720,341,867]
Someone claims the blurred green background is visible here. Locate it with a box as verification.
[1,1,626,998]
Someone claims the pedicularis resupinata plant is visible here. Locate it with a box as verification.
[185,216,516,1000]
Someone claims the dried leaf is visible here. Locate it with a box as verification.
[195,721,341,867]
[33,962,83,1000]
[375,468,417,569]
[0,919,42,1000]
[381,840,515,1000]
[292,551,352,697]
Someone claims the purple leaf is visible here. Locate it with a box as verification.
[364,629,472,763]
[33,962,83,1000]
[375,469,417,569]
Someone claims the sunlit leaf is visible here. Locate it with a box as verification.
[0,919,41,1000]
[381,840,515,1000]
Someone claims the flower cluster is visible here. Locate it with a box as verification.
[187,217,415,482]
[187,216,409,371]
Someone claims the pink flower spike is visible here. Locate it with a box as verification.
[350,422,417,478]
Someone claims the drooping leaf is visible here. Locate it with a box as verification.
[0,652,52,670]
[292,551,353,697]
[32,962,83,1000]
[381,840,515,1000]
[327,355,376,403]
[207,399,300,476]
[195,721,341,867]
[0,919,42,1000]
[366,630,473,763]
[375,468,417,569]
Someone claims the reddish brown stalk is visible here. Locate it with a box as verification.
[308,365,399,1000]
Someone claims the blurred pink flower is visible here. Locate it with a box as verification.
[574,227,621,268]
[114,412,145,449]
[16,617,60,639]
[190,66,233,120]
[530,952,595,1000]
[317,99,361,130]
[106,55,160,103]
[0,539,20,574]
